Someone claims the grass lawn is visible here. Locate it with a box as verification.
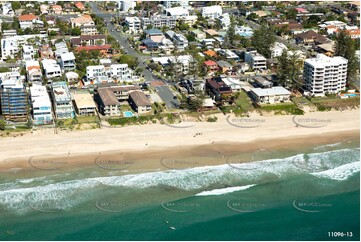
[310,96,360,111]
[260,102,304,115]
[234,91,254,112]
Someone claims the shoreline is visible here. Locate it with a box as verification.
[1,129,359,173]
[0,110,359,172]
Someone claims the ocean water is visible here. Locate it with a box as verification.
[0,138,359,241]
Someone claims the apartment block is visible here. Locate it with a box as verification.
[0,74,28,122]
[141,16,177,30]
[303,54,348,96]
[244,50,267,71]
[50,81,75,119]
[30,85,53,125]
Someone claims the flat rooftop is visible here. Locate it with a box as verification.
[72,92,96,108]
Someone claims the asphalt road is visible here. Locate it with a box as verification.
[155,86,180,109]
[89,2,156,83]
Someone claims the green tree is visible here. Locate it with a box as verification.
[251,25,276,58]
[277,50,303,90]
[335,29,359,83]
[0,119,6,131]
[118,54,138,69]
[224,16,236,48]
[71,27,81,36]
[285,8,298,19]
[11,2,21,10]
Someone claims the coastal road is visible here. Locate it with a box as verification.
[89,2,156,83]
[155,86,180,109]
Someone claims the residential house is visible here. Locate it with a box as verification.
[295,30,330,46]
[42,59,62,79]
[23,45,35,61]
[118,0,137,12]
[26,60,43,84]
[30,85,53,125]
[75,2,85,11]
[60,52,76,71]
[140,39,159,51]
[51,5,63,14]
[129,91,152,114]
[303,54,348,96]
[74,45,113,55]
[39,44,54,59]
[144,28,163,38]
[250,86,291,104]
[86,64,133,84]
[190,29,206,40]
[165,30,188,50]
[217,60,233,74]
[40,4,49,14]
[71,34,107,46]
[50,81,75,119]
[235,26,254,37]
[270,42,288,58]
[203,60,218,73]
[18,14,42,30]
[205,77,232,101]
[162,0,189,8]
[70,15,94,28]
[72,92,97,116]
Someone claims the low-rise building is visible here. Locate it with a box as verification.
[59,52,76,71]
[51,5,63,14]
[141,16,177,30]
[23,45,35,61]
[244,51,267,71]
[18,14,42,30]
[42,59,62,79]
[250,86,291,104]
[125,17,141,33]
[71,34,107,46]
[203,60,218,73]
[30,85,53,125]
[190,29,206,40]
[164,6,189,17]
[70,15,94,28]
[217,60,233,74]
[202,5,222,19]
[80,25,98,35]
[165,30,188,50]
[129,91,152,114]
[86,63,133,84]
[72,92,97,116]
[205,77,232,101]
[50,81,75,119]
[26,60,43,84]
[270,42,288,58]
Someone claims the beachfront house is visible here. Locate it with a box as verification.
[249,86,291,104]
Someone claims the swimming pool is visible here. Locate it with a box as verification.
[343,93,359,97]
[123,111,134,118]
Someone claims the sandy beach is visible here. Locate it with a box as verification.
[0,110,359,171]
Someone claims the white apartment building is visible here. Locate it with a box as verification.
[118,0,137,12]
[244,51,267,71]
[141,16,177,30]
[42,59,62,79]
[162,0,188,8]
[1,34,47,60]
[164,7,189,17]
[54,42,69,59]
[270,42,288,58]
[216,13,231,29]
[30,85,53,125]
[51,81,75,119]
[2,3,14,16]
[23,45,34,61]
[125,17,141,33]
[86,64,133,83]
[303,54,348,96]
[202,5,222,19]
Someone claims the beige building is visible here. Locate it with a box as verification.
[129,91,152,114]
[72,92,97,115]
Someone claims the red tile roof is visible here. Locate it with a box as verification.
[203,60,217,66]
[75,2,85,10]
[18,14,38,21]
[75,45,112,51]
